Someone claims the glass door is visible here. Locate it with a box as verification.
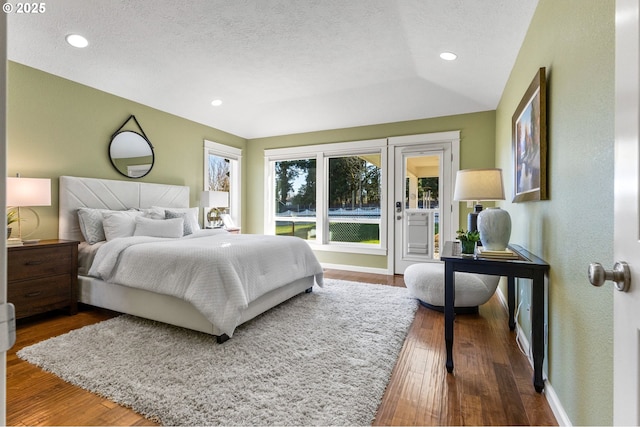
[394,145,454,273]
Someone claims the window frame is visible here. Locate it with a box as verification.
[265,138,387,255]
[203,140,242,228]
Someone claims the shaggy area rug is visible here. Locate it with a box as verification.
[18,279,417,426]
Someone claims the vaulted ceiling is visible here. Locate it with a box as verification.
[8,0,539,139]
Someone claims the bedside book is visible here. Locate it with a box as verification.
[7,238,23,247]
[476,247,519,259]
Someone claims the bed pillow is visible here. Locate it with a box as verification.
[138,207,166,220]
[164,210,194,236]
[102,210,143,240]
[77,207,111,244]
[153,206,200,232]
[133,216,184,238]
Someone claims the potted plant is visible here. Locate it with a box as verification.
[7,209,18,238]
[456,229,480,255]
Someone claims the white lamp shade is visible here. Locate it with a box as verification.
[453,169,505,201]
[200,191,229,208]
[7,177,51,206]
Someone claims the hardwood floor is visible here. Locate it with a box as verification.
[7,270,557,426]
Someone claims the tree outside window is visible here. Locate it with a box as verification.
[208,155,230,192]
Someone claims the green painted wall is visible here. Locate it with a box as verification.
[246,110,496,269]
[495,0,614,424]
[7,61,495,270]
[7,62,247,238]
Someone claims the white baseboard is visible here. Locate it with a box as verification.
[321,262,390,276]
[495,287,572,426]
[544,380,573,426]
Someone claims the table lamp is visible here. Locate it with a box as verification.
[6,175,52,243]
[453,168,511,250]
[200,191,229,227]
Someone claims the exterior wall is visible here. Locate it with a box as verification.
[495,0,615,424]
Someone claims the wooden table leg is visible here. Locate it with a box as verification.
[444,262,455,373]
[508,276,516,331]
[531,271,545,392]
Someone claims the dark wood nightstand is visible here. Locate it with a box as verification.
[7,239,79,319]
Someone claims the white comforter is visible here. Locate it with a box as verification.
[88,230,323,336]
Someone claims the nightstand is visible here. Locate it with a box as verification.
[7,239,79,319]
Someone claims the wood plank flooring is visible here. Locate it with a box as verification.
[7,269,557,426]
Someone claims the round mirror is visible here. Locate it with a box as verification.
[109,130,154,178]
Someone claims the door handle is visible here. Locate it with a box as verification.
[588,261,630,292]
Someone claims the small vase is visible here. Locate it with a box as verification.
[7,227,11,238]
[460,239,476,255]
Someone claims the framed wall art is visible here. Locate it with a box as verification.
[512,67,547,202]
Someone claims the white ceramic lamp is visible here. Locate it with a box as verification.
[200,191,229,227]
[453,169,511,250]
[6,176,52,242]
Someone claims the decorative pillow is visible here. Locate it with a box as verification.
[77,207,110,244]
[165,210,194,235]
[133,216,184,238]
[138,207,166,220]
[152,206,200,232]
[102,210,143,241]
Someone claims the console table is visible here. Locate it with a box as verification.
[441,241,550,392]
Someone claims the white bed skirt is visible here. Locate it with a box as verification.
[79,274,315,336]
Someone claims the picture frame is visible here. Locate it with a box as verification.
[512,67,547,202]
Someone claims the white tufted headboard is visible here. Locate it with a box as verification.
[59,176,190,242]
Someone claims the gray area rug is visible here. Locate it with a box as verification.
[18,279,417,426]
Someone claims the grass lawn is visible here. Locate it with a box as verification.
[276,222,380,244]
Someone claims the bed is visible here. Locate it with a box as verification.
[59,175,323,342]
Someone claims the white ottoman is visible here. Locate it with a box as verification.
[404,263,499,313]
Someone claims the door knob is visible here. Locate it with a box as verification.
[588,261,630,292]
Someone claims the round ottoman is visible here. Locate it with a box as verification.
[404,263,499,313]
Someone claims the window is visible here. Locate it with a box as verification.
[265,139,386,255]
[328,155,381,244]
[208,155,230,192]
[204,140,242,227]
[274,158,317,241]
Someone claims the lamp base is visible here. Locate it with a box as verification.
[467,203,483,232]
[477,207,511,251]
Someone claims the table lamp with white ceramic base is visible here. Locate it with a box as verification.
[453,168,511,250]
[6,175,52,244]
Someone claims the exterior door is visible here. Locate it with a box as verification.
[392,140,457,274]
[612,0,640,424]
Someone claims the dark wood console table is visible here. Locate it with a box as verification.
[441,241,550,392]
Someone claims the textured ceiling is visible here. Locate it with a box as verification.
[7,0,539,139]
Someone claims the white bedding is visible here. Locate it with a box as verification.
[88,229,323,336]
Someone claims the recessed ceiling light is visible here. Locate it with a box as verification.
[440,51,457,61]
[211,99,223,107]
[66,34,89,48]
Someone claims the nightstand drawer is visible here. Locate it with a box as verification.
[9,275,71,319]
[8,246,71,282]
